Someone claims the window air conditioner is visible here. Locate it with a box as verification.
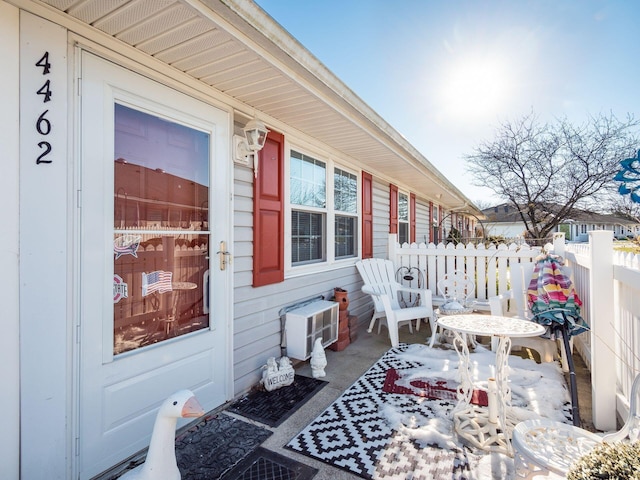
[285,300,339,360]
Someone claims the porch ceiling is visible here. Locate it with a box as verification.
[37,0,477,212]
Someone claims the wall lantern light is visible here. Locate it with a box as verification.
[233,117,270,177]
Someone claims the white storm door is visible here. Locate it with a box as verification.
[78,52,232,480]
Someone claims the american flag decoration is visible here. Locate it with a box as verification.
[141,271,173,296]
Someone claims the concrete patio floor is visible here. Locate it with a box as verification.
[224,319,595,480]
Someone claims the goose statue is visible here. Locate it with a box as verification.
[119,389,205,480]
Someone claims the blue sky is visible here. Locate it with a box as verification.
[254,0,640,206]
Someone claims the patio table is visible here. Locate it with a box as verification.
[437,314,546,455]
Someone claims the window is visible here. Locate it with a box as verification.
[289,150,358,267]
[334,168,357,258]
[290,151,326,265]
[398,192,409,244]
[113,103,210,354]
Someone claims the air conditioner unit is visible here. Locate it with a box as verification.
[285,300,339,360]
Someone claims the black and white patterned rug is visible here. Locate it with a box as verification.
[286,344,572,480]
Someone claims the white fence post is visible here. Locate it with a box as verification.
[589,230,617,431]
[553,232,565,257]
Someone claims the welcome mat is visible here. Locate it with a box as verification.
[286,344,573,480]
[383,369,489,406]
[228,375,328,427]
[175,413,272,479]
[222,447,317,480]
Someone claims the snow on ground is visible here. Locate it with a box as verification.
[381,343,571,479]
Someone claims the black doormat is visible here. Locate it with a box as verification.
[222,447,317,480]
[227,375,328,427]
[175,412,272,480]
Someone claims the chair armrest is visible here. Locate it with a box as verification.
[469,298,491,312]
[362,285,383,296]
[488,291,513,316]
[396,285,433,307]
[361,285,395,314]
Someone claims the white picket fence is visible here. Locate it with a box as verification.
[389,232,640,432]
[387,234,548,303]
[564,232,640,431]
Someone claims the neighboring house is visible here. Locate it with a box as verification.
[562,209,640,241]
[481,203,529,238]
[1,1,483,478]
[482,203,640,241]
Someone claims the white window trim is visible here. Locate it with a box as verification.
[284,144,361,278]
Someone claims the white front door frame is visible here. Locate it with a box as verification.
[75,50,234,479]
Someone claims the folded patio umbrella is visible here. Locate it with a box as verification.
[526,254,590,339]
[527,253,590,426]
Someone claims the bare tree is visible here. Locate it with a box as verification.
[605,193,640,222]
[466,111,639,239]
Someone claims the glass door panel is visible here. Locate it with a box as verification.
[113,103,210,354]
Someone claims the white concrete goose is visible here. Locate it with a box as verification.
[120,389,205,480]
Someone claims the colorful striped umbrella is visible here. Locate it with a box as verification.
[527,253,590,339]
[527,253,589,427]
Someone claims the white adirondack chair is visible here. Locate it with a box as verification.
[488,262,564,363]
[356,258,435,348]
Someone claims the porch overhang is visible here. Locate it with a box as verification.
[23,0,479,213]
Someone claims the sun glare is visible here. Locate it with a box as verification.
[440,55,511,121]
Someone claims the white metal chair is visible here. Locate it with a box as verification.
[488,262,562,363]
[513,372,640,479]
[433,270,478,346]
[437,270,475,307]
[432,269,492,312]
[356,258,434,347]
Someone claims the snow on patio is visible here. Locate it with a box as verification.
[288,343,573,479]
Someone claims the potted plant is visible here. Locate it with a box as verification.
[567,441,640,479]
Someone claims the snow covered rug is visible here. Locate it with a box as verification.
[286,343,572,480]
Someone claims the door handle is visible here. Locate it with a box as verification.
[216,241,232,271]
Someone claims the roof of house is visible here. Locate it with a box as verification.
[482,203,638,226]
[35,0,480,215]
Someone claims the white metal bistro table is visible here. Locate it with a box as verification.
[437,314,546,455]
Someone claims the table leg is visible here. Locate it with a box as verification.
[451,331,474,410]
[451,331,513,455]
[495,334,513,454]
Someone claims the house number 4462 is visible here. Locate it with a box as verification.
[35,52,53,164]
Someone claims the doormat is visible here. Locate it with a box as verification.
[175,412,272,479]
[383,369,489,406]
[222,447,317,480]
[227,375,328,427]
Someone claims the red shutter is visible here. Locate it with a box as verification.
[389,184,398,234]
[362,171,373,259]
[410,193,416,243]
[253,130,285,287]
